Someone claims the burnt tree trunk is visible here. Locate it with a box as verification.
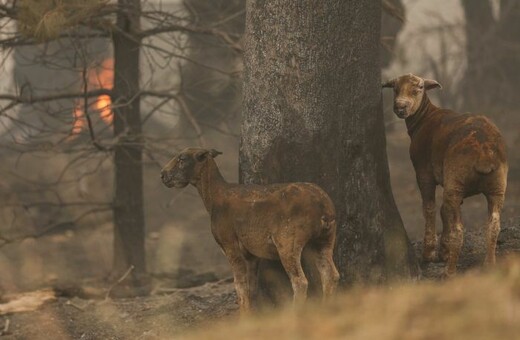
[240,0,418,298]
[111,0,147,288]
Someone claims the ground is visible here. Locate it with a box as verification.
[0,279,238,340]
[1,222,520,340]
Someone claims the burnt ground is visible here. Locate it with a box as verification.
[0,278,238,340]
[1,221,520,340]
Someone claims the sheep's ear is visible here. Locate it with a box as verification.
[195,149,222,161]
[195,150,209,162]
[381,79,396,88]
[209,149,223,158]
[424,78,442,90]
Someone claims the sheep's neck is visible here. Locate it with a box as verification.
[195,159,227,214]
[405,94,438,137]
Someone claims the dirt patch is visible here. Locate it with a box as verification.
[0,279,238,340]
[414,218,520,279]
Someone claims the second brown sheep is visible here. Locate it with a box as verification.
[383,73,508,277]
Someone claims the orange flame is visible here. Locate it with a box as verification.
[70,58,114,137]
[71,105,86,135]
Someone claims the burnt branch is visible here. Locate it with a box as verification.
[0,89,112,106]
[0,207,112,248]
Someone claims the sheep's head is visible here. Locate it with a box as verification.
[382,73,442,119]
[161,148,222,188]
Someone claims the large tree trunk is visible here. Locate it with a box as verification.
[111,0,148,291]
[240,0,418,299]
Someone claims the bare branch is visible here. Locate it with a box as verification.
[175,93,206,147]
[383,0,405,22]
[138,23,242,52]
[0,31,110,47]
[0,207,112,248]
[78,63,109,151]
[0,89,112,106]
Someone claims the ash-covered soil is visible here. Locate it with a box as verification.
[0,279,238,340]
[414,218,520,279]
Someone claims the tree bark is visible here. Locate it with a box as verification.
[111,0,147,288]
[240,0,418,297]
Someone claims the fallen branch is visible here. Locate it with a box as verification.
[0,289,56,315]
[105,265,135,300]
[65,300,86,311]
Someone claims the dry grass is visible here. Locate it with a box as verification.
[183,257,520,340]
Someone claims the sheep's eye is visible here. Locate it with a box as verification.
[418,85,424,90]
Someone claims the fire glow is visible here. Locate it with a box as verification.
[71,59,114,136]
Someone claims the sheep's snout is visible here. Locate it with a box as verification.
[394,98,412,118]
[160,167,188,188]
[160,169,170,182]
[160,169,175,187]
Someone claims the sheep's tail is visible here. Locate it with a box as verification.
[474,149,497,174]
[321,215,336,230]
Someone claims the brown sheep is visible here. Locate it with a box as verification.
[382,74,508,277]
[160,148,339,313]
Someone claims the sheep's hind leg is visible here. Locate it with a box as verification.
[418,180,438,262]
[484,193,504,266]
[275,239,308,307]
[441,190,464,278]
[439,224,450,262]
[314,247,339,299]
[312,225,339,299]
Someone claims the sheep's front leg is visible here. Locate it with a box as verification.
[245,256,259,307]
[418,179,437,262]
[227,251,251,314]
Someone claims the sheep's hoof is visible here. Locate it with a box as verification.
[439,251,449,263]
[483,256,496,267]
[422,249,438,263]
[440,269,456,280]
